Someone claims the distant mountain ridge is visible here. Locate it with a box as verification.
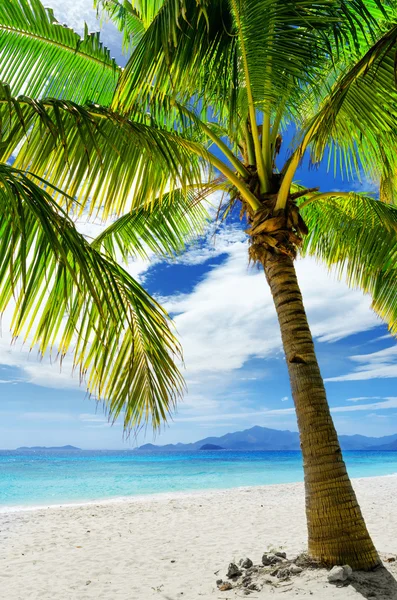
[17,445,80,451]
[367,439,397,452]
[137,426,397,452]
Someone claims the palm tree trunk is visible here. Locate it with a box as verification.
[263,251,381,570]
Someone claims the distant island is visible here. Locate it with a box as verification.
[17,445,81,451]
[135,425,397,452]
[199,444,224,450]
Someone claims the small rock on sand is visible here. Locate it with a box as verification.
[327,565,352,583]
[262,553,283,566]
[242,576,252,587]
[227,563,242,578]
[290,564,303,575]
[246,566,258,574]
[342,565,352,578]
[276,568,291,580]
[248,583,260,591]
[241,557,253,569]
[219,582,233,591]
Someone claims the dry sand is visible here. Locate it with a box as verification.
[1,475,397,600]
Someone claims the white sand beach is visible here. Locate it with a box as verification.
[1,475,397,600]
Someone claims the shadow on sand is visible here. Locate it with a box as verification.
[349,566,397,600]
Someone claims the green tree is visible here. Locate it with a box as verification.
[2,0,397,569]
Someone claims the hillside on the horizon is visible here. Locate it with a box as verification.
[137,426,397,452]
[366,438,397,452]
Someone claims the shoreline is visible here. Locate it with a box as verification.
[2,472,397,515]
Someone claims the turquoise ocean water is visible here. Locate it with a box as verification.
[1,450,397,509]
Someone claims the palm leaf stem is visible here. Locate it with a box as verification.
[229,0,268,193]
[193,148,260,210]
[195,150,261,211]
[176,104,250,178]
[244,120,256,165]
[270,109,282,158]
[197,122,249,179]
[262,110,271,175]
[275,122,317,212]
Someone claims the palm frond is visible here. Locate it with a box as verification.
[0,162,184,430]
[0,84,206,218]
[112,0,240,122]
[305,23,397,186]
[113,0,388,123]
[301,193,397,336]
[92,183,222,261]
[94,0,164,49]
[0,0,119,104]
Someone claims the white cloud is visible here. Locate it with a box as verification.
[346,396,385,402]
[186,397,397,424]
[366,413,389,419]
[165,240,281,374]
[0,334,83,391]
[367,333,393,344]
[163,238,381,380]
[281,396,289,402]
[45,0,99,32]
[170,224,246,267]
[326,345,397,382]
[45,0,121,46]
[331,397,397,413]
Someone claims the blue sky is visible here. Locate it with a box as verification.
[1,1,396,449]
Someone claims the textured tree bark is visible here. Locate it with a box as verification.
[263,251,381,570]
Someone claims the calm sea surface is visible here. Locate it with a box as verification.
[1,450,397,509]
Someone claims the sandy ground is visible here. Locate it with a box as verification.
[1,476,397,600]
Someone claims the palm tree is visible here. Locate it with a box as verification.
[2,0,397,569]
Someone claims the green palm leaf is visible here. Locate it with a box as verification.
[304,23,397,187]
[0,162,183,430]
[0,84,206,218]
[112,0,240,120]
[0,0,119,105]
[92,184,221,261]
[301,193,397,335]
[113,0,386,120]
